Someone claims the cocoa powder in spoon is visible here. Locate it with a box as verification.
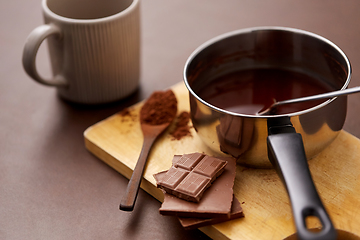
[140,90,177,125]
[121,90,191,140]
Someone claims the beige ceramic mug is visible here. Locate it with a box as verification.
[23,0,140,104]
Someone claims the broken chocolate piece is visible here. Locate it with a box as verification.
[155,153,227,202]
[157,155,236,218]
[178,195,244,230]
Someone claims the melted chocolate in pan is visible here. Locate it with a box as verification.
[198,68,335,115]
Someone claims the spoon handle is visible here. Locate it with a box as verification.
[120,135,157,211]
[275,86,360,107]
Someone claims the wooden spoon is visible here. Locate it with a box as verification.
[120,90,177,211]
[120,122,172,211]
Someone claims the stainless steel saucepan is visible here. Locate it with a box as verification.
[183,27,351,240]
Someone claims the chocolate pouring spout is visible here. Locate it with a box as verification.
[120,90,177,211]
[258,86,360,115]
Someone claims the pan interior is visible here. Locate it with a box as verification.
[185,28,350,117]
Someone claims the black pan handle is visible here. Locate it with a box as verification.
[267,120,336,240]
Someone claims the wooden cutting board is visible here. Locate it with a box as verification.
[84,82,360,240]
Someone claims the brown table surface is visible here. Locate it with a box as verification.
[2,1,360,239]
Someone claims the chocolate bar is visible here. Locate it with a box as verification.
[156,154,236,218]
[178,195,244,230]
[155,153,227,202]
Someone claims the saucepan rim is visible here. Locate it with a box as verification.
[183,26,352,118]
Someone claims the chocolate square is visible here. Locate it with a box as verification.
[193,156,226,179]
[158,167,189,190]
[174,152,205,170]
[175,172,210,201]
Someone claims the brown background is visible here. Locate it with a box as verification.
[1,1,360,239]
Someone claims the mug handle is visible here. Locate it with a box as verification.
[22,24,68,87]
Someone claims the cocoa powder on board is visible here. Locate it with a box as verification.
[120,108,131,117]
[171,111,192,140]
[140,90,177,125]
[119,107,138,124]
